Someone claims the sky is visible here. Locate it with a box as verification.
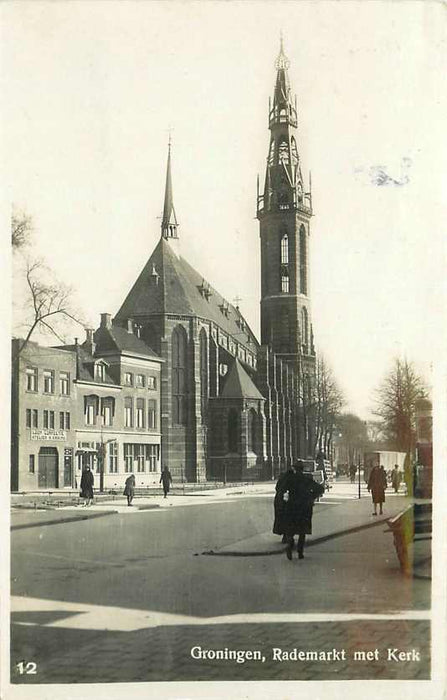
[4,1,447,419]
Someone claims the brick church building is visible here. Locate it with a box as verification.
[113,40,317,483]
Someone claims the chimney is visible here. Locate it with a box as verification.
[127,318,133,334]
[84,328,96,356]
[101,313,112,329]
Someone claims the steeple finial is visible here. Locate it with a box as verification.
[161,137,178,240]
[275,31,290,70]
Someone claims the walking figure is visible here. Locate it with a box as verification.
[391,465,401,494]
[80,466,94,507]
[160,466,173,498]
[368,464,388,515]
[123,473,136,506]
[279,461,324,560]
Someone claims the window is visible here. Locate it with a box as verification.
[124,397,133,428]
[124,443,133,472]
[145,444,158,472]
[26,367,38,392]
[29,455,35,474]
[95,363,105,382]
[281,270,289,293]
[247,409,257,453]
[278,140,289,165]
[44,410,55,429]
[32,409,38,427]
[124,372,133,386]
[109,442,118,473]
[135,444,145,472]
[101,397,114,427]
[172,326,187,425]
[148,399,157,429]
[280,233,289,264]
[60,371,70,395]
[136,398,145,429]
[84,396,98,426]
[301,307,309,352]
[136,374,145,387]
[147,376,156,390]
[299,225,307,295]
[43,370,55,394]
[59,412,71,430]
[26,409,31,428]
[200,329,208,418]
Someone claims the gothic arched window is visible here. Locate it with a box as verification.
[301,307,309,352]
[299,225,307,295]
[172,326,187,425]
[247,409,257,454]
[278,140,289,165]
[280,233,289,264]
[281,268,289,293]
[199,329,208,418]
[228,409,238,453]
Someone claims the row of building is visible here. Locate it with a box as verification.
[11,41,318,492]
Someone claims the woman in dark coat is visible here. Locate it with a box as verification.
[273,468,295,543]
[123,473,136,506]
[282,462,324,560]
[80,466,94,507]
[368,464,388,515]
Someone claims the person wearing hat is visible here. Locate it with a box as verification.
[282,460,324,560]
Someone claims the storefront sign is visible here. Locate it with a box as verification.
[30,428,67,441]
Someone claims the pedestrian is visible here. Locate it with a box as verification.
[123,473,136,506]
[80,466,94,507]
[349,464,356,483]
[280,461,324,560]
[391,465,401,494]
[273,466,295,544]
[160,466,172,498]
[367,464,387,515]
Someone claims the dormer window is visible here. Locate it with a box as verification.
[95,362,106,382]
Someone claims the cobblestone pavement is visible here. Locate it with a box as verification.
[11,619,429,683]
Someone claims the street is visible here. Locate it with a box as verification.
[10,482,431,683]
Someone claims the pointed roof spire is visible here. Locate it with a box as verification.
[161,136,178,240]
[275,31,290,71]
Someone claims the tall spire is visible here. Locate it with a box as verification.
[161,137,178,240]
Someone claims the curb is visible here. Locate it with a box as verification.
[201,517,389,557]
[11,510,118,531]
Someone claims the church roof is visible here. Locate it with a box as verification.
[221,358,264,400]
[115,237,258,350]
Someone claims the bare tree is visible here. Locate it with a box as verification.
[373,357,427,457]
[12,209,33,250]
[12,211,85,363]
[313,355,344,458]
[335,412,369,466]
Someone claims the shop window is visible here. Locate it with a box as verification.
[108,442,118,473]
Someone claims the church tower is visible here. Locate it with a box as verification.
[257,38,315,366]
[257,39,316,460]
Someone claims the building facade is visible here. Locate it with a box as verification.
[11,319,163,492]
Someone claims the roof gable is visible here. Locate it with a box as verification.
[221,358,264,400]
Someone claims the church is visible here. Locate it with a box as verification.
[11,41,318,492]
[113,40,317,483]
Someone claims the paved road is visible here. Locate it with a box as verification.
[10,492,431,684]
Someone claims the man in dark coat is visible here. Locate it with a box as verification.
[273,467,295,543]
[160,467,173,498]
[123,473,136,506]
[80,466,94,507]
[368,464,388,515]
[281,461,324,560]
